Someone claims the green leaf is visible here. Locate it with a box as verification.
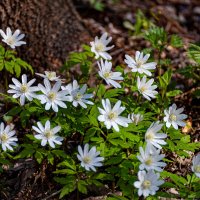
[14,63,21,77]
[170,34,183,48]
[6,107,22,116]
[97,84,106,98]
[58,176,76,198]
[180,135,190,143]
[166,90,182,97]
[59,184,74,199]
[0,59,4,71]
[47,152,54,165]
[58,159,76,170]
[14,148,35,159]
[52,150,67,158]
[159,69,172,88]
[188,43,200,63]
[161,171,187,187]
[34,151,43,164]
[145,26,167,49]
[54,169,76,174]
[5,61,14,74]
[77,180,88,194]
[104,89,124,98]
[92,173,114,181]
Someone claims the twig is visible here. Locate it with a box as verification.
[41,189,61,200]
[175,87,200,99]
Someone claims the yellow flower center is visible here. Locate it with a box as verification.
[48,92,56,101]
[44,129,53,139]
[169,114,177,121]
[136,61,142,68]
[0,133,8,143]
[83,156,91,164]
[74,92,83,101]
[145,158,153,165]
[103,72,111,79]
[6,37,15,45]
[95,42,104,52]
[46,72,56,80]
[20,84,28,93]
[142,180,151,189]
[108,112,117,120]
[145,132,154,141]
[194,165,200,173]
[140,86,147,93]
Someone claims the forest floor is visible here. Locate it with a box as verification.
[1,0,200,199]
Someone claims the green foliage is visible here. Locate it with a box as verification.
[0,45,33,77]
[0,20,198,200]
[188,43,200,64]
[178,43,200,82]
[145,26,167,49]
[62,45,93,78]
[124,10,154,35]
[89,0,105,11]
[170,34,183,48]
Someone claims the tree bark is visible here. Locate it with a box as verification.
[0,0,89,69]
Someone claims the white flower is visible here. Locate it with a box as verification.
[7,74,39,105]
[77,143,104,172]
[62,80,94,109]
[32,120,63,148]
[36,71,61,82]
[164,104,187,130]
[137,76,158,101]
[0,27,26,48]
[37,79,72,112]
[145,122,167,150]
[98,59,123,88]
[191,154,200,178]
[137,146,166,172]
[90,32,114,60]
[134,170,164,198]
[0,122,18,151]
[128,113,143,125]
[61,79,79,92]
[124,51,156,76]
[98,99,131,132]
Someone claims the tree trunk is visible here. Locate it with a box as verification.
[0,0,89,69]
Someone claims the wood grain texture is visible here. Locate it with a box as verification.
[0,0,89,69]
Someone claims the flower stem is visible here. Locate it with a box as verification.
[157,47,162,78]
[94,79,103,101]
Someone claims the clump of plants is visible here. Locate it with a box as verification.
[0,26,199,200]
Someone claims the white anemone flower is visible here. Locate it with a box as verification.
[98,59,123,88]
[128,113,143,125]
[0,27,26,49]
[0,122,18,151]
[98,99,131,132]
[32,120,63,148]
[191,154,200,178]
[77,143,104,172]
[134,170,164,198]
[124,51,156,76]
[164,103,187,130]
[62,80,94,109]
[137,76,158,101]
[137,146,166,172]
[61,79,79,93]
[145,122,167,150]
[38,79,72,112]
[90,32,114,60]
[36,71,61,82]
[8,74,39,105]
